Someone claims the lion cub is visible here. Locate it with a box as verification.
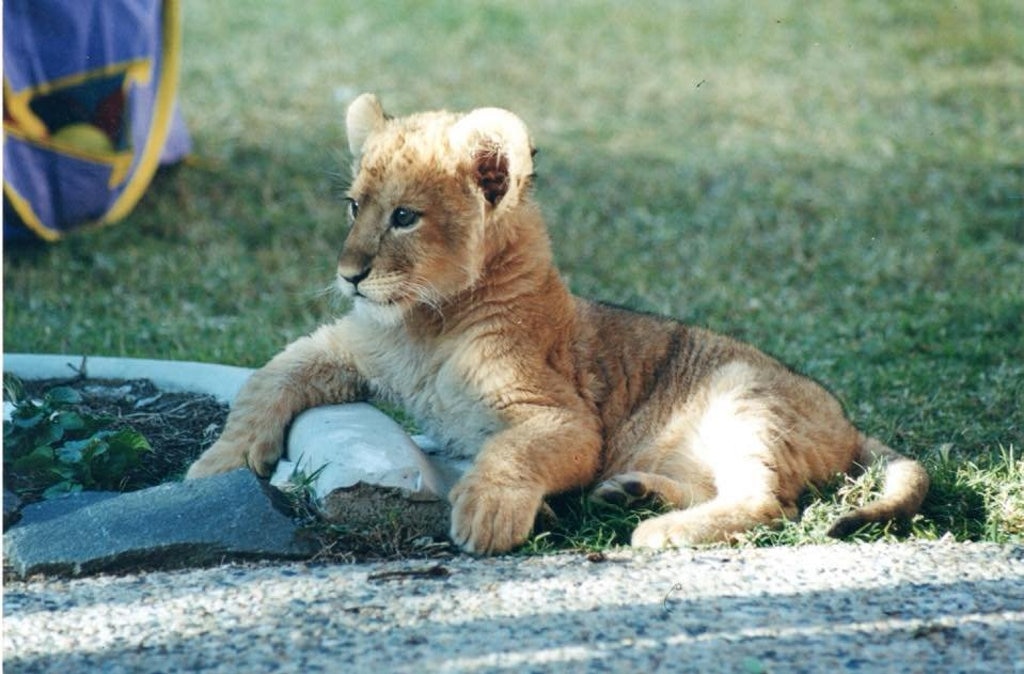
[187,94,929,553]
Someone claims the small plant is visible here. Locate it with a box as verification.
[3,374,152,500]
[273,458,328,522]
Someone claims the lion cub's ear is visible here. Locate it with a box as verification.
[450,108,535,212]
[346,93,387,156]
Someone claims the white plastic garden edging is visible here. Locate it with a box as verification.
[2,353,253,404]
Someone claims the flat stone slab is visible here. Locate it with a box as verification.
[3,469,315,578]
[12,490,120,528]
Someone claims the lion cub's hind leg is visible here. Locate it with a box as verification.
[611,361,805,548]
[630,495,798,548]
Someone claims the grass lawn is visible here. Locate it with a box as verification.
[4,1,1022,545]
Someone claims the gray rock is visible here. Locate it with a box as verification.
[3,469,315,578]
[3,489,22,530]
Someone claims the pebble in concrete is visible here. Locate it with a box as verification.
[3,469,315,578]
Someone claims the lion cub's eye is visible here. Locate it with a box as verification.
[390,207,420,230]
[346,198,359,220]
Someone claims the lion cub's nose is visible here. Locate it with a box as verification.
[340,265,371,287]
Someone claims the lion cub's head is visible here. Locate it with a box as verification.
[337,94,535,323]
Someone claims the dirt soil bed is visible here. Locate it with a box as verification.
[18,377,228,489]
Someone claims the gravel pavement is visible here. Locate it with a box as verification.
[4,540,1023,673]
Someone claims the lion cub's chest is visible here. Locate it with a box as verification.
[351,324,503,458]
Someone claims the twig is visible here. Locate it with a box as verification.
[367,565,451,582]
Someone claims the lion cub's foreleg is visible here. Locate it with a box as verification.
[449,407,603,554]
[186,324,368,479]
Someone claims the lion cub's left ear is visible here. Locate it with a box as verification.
[450,108,535,214]
[346,93,387,156]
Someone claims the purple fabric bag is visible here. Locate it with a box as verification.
[3,0,190,241]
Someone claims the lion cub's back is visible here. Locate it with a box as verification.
[577,298,771,406]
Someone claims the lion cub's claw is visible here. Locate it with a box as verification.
[449,475,543,555]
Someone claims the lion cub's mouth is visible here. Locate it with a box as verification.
[337,273,409,309]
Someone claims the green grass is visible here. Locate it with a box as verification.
[4,1,1022,546]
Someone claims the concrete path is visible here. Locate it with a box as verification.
[4,540,1022,673]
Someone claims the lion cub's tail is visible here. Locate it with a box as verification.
[827,436,930,538]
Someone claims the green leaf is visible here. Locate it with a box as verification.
[45,387,82,405]
[113,430,153,454]
[49,464,77,480]
[82,437,110,461]
[85,430,150,489]
[56,439,91,464]
[36,420,65,446]
[43,481,82,499]
[10,411,44,429]
[12,445,57,473]
[55,411,87,432]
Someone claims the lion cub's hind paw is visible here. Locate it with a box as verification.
[591,472,664,510]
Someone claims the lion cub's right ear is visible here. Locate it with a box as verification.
[346,93,387,156]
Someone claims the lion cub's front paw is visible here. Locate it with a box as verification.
[448,474,543,555]
[185,440,246,479]
[185,434,282,479]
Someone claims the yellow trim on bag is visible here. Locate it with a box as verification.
[3,181,61,242]
[5,58,153,100]
[104,0,182,223]
[3,79,49,140]
[3,124,134,188]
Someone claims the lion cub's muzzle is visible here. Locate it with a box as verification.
[338,243,374,296]
[338,264,371,297]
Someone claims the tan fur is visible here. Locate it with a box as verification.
[187,94,930,553]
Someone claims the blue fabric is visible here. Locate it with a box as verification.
[3,0,189,242]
